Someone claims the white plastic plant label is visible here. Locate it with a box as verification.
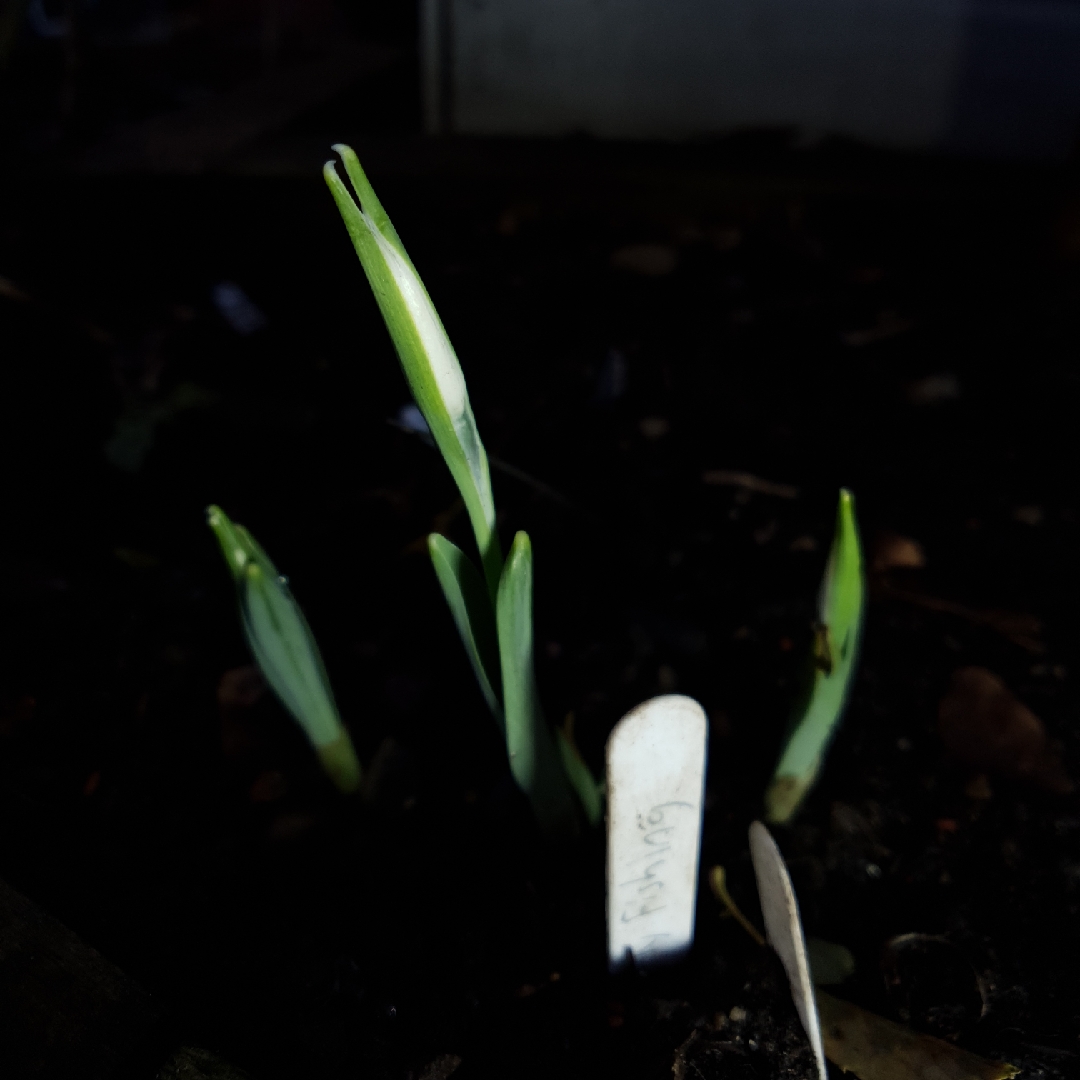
[748,821,828,1080]
[606,694,708,969]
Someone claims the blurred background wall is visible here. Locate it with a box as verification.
[1,0,1079,171]
[423,0,1080,159]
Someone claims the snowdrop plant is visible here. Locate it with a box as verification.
[765,489,865,823]
[324,145,598,837]
[207,505,362,794]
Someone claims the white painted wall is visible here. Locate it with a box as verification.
[421,0,1080,158]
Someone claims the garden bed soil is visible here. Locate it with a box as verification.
[1,138,1078,1078]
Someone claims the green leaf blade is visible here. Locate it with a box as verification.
[207,505,361,794]
[556,726,604,827]
[765,489,865,823]
[496,531,578,837]
[428,533,504,732]
[821,488,864,642]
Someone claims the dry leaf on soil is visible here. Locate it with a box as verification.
[938,667,1073,794]
[872,583,1044,653]
[870,531,926,572]
[816,989,1018,1080]
[610,243,678,276]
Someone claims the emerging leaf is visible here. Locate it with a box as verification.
[555,723,603,827]
[428,533,504,730]
[497,532,578,837]
[324,145,501,596]
[766,488,865,823]
[206,505,361,794]
[708,865,765,946]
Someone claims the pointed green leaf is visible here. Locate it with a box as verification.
[324,146,502,596]
[765,488,865,823]
[428,532,504,732]
[207,505,361,794]
[496,531,578,837]
[819,487,863,644]
[555,726,604,827]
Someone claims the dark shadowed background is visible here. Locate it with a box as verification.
[1,3,1079,1079]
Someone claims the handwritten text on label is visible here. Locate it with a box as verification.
[607,695,707,967]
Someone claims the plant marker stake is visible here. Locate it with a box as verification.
[748,821,827,1080]
[606,695,708,969]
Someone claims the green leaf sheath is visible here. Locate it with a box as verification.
[496,532,579,837]
[323,146,502,597]
[428,533,504,733]
[207,506,361,794]
[765,489,865,823]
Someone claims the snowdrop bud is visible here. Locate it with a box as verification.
[369,222,468,421]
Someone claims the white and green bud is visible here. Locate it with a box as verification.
[324,144,501,596]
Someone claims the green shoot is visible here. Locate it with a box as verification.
[765,489,865,824]
[497,532,579,835]
[708,865,766,946]
[556,722,604,828]
[207,505,361,794]
[325,147,600,836]
[428,533,503,728]
[323,144,502,597]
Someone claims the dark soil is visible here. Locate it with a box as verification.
[1,138,1079,1079]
